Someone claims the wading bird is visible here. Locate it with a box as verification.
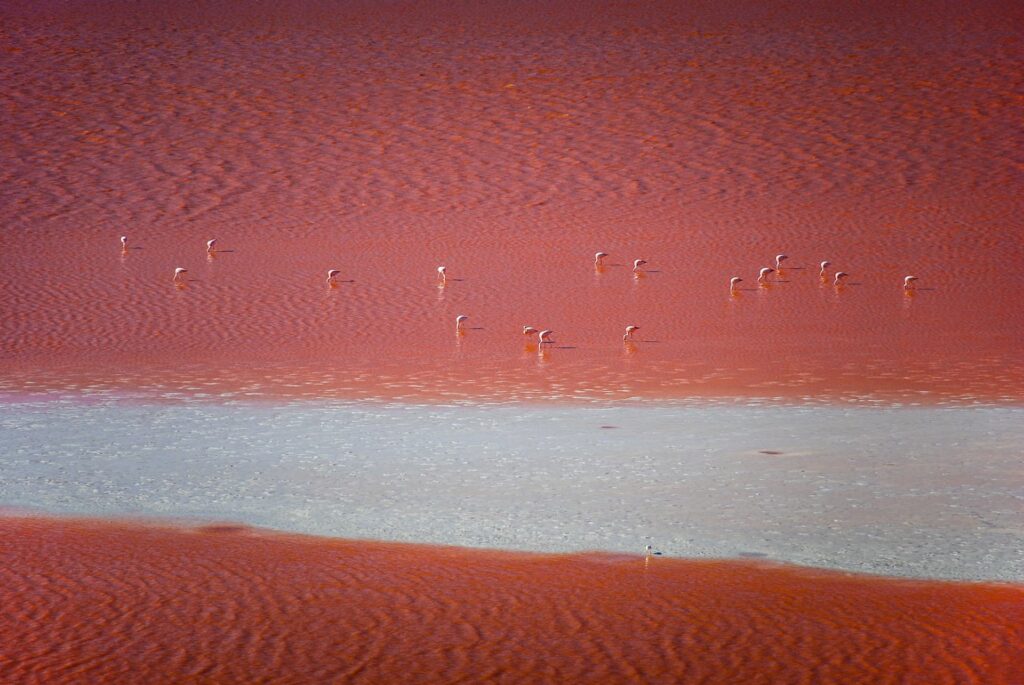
[522,326,538,336]
[120,235,128,250]
[633,259,647,273]
[437,266,446,283]
[456,314,468,332]
[595,252,608,266]
[206,238,217,253]
[173,267,188,283]
[538,329,554,344]
[904,275,919,290]
[819,260,831,277]
[834,271,849,286]
[730,276,743,291]
[624,325,640,341]
[775,254,788,269]
[758,267,774,284]
[326,269,341,285]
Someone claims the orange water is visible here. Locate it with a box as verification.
[2,0,1022,403]
[1,517,1021,684]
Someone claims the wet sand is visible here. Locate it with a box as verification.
[2,516,1022,685]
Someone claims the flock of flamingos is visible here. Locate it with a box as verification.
[121,235,921,348]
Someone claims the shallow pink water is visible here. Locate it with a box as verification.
[3,517,1022,684]
[1,0,1021,403]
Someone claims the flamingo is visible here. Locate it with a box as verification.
[522,326,538,336]
[819,260,831,277]
[633,259,647,273]
[758,267,774,284]
[456,315,468,332]
[173,267,188,283]
[120,235,128,250]
[730,276,743,291]
[326,269,341,285]
[538,329,554,344]
[624,325,640,341]
[437,266,446,283]
[595,252,608,266]
[834,271,849,286]
[904,275,919,290]
[206,238,217,253]
[775,254,788,269]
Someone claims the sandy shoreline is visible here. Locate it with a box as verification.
[3,398,1021,581]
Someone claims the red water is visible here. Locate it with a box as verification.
[2,0,1022,403]
[1,517,1021,684]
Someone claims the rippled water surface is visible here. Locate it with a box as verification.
[2,0,1021,402]
[2,1,1022,681]
[2,517,1022,685]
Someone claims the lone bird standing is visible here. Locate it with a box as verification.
[595,252,608,266]
[326,269,341,285]
[206,238,217,253]
[120,235,128,250]
[437,266,447,283]
[624,325,640,341]
[456,314,468,332]
[173,267,188,283]
[633,259,647,273]
[904,275,919,290]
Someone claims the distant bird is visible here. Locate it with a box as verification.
[775,254,788,269]
[437,266,447,283]
[819,260,831,277]
[834,271,849,286]
[206,238,217,253]
[173,267,188,283]
[904,275,919,290]
[758,267,774,284]
[645,544,653,559]
[456,314,468,331]
[120,235,128,250]
[595,252,608,266]
[624,325,640,341]
[633,259,647,273]
[522,325,538,336]
[538,329,554,344]
[730,276,743,291]
[326,269,341,285]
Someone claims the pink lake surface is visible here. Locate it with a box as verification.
[2,0,1022,403]
[2,516,1022,684]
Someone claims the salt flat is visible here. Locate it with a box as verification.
[2,397,1020,581]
